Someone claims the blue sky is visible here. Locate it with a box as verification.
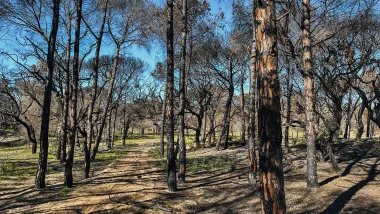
[0,0,234,73]
[124,0,234,72]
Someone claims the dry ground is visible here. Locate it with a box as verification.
[0,138,379,214]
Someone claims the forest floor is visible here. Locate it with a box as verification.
[0,135,380,213]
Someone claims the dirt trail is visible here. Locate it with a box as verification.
[0,141,380,213]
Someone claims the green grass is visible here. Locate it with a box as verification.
[187,156,236,173]
[58,186,73,197]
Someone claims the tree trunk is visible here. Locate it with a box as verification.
[248,6,258,183]
[302,0,319,188]
[216,61,234,151]
[65,0,82,188]
[343,93,352,139]
[356,103,365,141]
[107,112,112,149]
[85,0,107,179]
[327,133,339,171]
[284,58,292,150]
[160,89,167,158]
[177,0,188,184]
[56,125,62,159]
[208,112,216,147]
[166,0,177,192]
[201,115,207,147]
[240,78,246,145]
[366,104,371,138]
[35,0,60,189]
[122,118,130,146]
[255,0,286,212]
[91,45,121,161]
[112,106,118,147]
[61,12,72,164]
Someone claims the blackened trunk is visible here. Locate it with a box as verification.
[201,116,207,147]
[160,89,167,158]
[240,79,246,145]
[177,0,188,184]
[255,0,286,212]
[356,103,365,141]
[107,113,112,149]
[302,0,319,188]
[366,104,371,138]
[91,45,120,161]
[65,0,82,188]
[166,0,177,192]
[35,0,60,189]
[284,59,292,150]
[208,112,216,147]
[85,0,108,179]
[343,93,352,139]
[327,133,339,171]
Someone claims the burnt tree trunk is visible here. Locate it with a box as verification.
[65,0,82,188]
[35,0,60,189]
[178,0,188,184]
[107,112,112,149]
[302,0,319,188]
[91,45,121,161]
[240,77,246,145]
[343,92,352,139]
[255,0,287,212]
[284,58,292,150]
[216,61,234,151]
[85,0,108,179]
[160,89,167,158]
[356,103,365,141]
[166,0,177,192]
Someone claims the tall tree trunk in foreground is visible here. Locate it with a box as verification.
[35,0,60,189]
[65,0,82,187]
[302,0,319,188]
[248,6,258,182]
[61,11,72,164]
[178,0,188,185]
[166,0,177,192]
[255,0,286,212]
[85,0,108,178]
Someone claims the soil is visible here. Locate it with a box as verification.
[0,140,379,214]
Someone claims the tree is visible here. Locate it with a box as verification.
[178,0,188,185]
[302,0,319,188]
[166,0,176,192]
[35,0,61,189]
[255,0,286,212]
[64,0,82,188]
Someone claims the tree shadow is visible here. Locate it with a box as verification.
[320,158,379,214]
[319,143,372,186]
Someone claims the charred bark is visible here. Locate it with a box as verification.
[255,0,286,212]
[302,0,319,188]
[65,0,82,188]
[35,0,60,189]
[166,0,177,192]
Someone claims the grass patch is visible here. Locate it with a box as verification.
[187,156,236,173]
[58,186,72,197]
